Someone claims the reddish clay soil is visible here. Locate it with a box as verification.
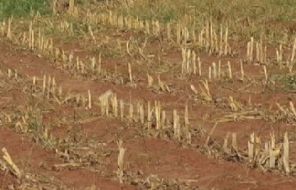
[0,15,296,190]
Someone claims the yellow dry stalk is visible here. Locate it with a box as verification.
[192,51,197,75]
[256,134,261,160]
[173,109,179,140]
[128,102,133,121]
[166,23,171,40]
[240,60,245,81]
[198,57,202,76]
[126,40,132,56]
[248,133,255,162]
[219,25,223,55]
[147,101,152,130]
[145,21,150,35]
[128,63,133,83]
[184,104,190,139]
[182,27,189,46]
[40,36,45,51]
[154,101,161,130]
[276,102,287,115]
[161,110,166,129]
[186,49,191,73]
[209,20,213,51]
[283,132,290,174]
[255,42,260,62]
[47,75,52,98]
[134,17,140,30]
[227,61,232,79]
[139,103,145,124]
[276,44,283,63]
[213,30,218,53]
[218,60,221,79]
[231,133,238,152]
[127,17,132,30]
[42,75,46,95]
[223,132,230,153]
[176,24,181,45]
[147,73,153,88]
[269,133,277,168]
[198,28,204,47]
[13,69,17,80]
[154,20,161,36]
[212,62,217,79]
[204,21,210,51]
[199,80,212,102]
[134,102,140,122]
[55,48,60,60]
[32,76,36,86]
[76,57,80,72]
[7,69,12,78]
[51,77,56,95]
[290,38,296,63]
[190,84,198,95]
[68,52,74,68]
[99,95,109,116]
[49,38,54,54]
[250,37,254,61]
[62,50,67,64]
[108,11,113,26]
[208,66,212,81]
[1,148,22,178]
[117,140,126,184]
[192,27,197,43]
[181,47,186,74]
[58,86,63,98]
[247,37,254,62]
[157,75,169,92]
[228,96,239,112]
[0,21,5,36]
[28,21,33,49]
[88,90,92,109]
[139,20,145,30]
[80,60,85,74]
[263,46,267,63]
[15,121,27,133]
[111,95,118,117]
[119,100,124,120]
[105,97,110,116]
[118,15,124,29]
[37,28,41,50]
[205,122,218,146]
[263,65,268,82]
[88,25,96,43]
[98,53,102,74]
[21,32,27,45]
[184,104,190,127]
[7,17,12,40]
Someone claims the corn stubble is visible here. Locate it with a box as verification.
[1,2,296,188]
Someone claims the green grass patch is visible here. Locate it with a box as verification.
[272,74,296,91]
[0,0,51,19]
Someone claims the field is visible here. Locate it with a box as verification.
[0,0,296,189]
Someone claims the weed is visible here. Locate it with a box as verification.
[0,0,50,19]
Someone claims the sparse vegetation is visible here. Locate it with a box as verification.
[0,0,296,189]
[0,0,50,19]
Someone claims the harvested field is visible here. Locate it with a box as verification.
[0,0,296,189]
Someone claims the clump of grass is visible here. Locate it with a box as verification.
[117,0,296,42]
[0,0,50,19]
[272,74,296,91]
